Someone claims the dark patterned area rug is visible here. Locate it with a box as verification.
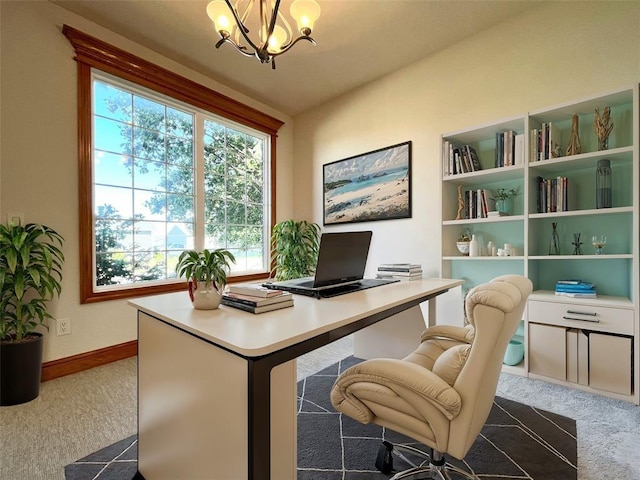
[66,356,577,480]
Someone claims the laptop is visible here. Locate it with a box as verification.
[264,230,397,298]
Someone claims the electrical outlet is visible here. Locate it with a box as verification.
[56,317,71,336]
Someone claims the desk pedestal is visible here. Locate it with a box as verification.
[138,313,297,479]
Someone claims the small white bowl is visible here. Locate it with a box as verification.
[456,241,470,255]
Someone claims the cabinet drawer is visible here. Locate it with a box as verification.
[528,300,633,335]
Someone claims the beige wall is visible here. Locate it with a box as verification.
[293,2,640,318]
[0,1,294,362]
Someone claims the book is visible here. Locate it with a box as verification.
[376,274,422,281]
[376,270,423,277]
[555,292,597,298]
[227,283,285,298]
[378,264,421,272]
[221,298,294,314]
[556,279,589,285]
[222,291,293,307]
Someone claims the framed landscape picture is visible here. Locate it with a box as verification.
[323,141,412,225]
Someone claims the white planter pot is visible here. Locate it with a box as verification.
[188,280,222,310]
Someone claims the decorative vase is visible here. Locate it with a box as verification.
[0,333,43,406]
[469,235,479,257]
[596,159,612,209]
[495,198,511,215]
[456,241,470,256]
[188,280,222,310]
[503,339,525,366]
[549,222,560,255]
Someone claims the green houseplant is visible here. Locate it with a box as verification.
[270,220,321,281]
[176,248,235,310]
[0,222,64,405]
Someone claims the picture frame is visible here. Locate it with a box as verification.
[323,141,412,225]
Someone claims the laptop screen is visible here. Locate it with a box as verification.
[313,231,373,288]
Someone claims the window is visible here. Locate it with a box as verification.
[63,25,283,303]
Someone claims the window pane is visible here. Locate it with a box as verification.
[166,164,193,194]
[96,252,134,286]
[167,222,194,250]
[95,185,133,219]
[94,117,132,155]
[134,159,166,192]
[167,194,194,222]
[134,126,165,161]
[167,136,193,167]
[94,81,132,123]
[95,152,133,188]
[134,190,165,220]
[133,95,165,132]
[167,107,193,137]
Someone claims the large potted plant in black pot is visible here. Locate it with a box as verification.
[0,222,64,406]
[270,220,320,281]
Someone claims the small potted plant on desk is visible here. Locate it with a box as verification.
[270,220,320,281]
[0,222,64,406]
[176,248,235,310]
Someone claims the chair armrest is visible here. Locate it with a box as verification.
[332,358,462,420]
[420,325,474,344]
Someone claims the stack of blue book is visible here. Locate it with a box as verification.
[555,280,597,298]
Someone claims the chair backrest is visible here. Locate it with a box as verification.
[447,275,532,458]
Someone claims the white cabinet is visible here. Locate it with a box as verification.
[440,85,639,404]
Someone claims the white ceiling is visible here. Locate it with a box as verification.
[53,0,540,116]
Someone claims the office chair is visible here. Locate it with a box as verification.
[330,275,533,480]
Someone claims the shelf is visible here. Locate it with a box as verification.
[528,146,633,175]
[528,254,632,260]
[528,206,632,219]
[443,215,525,226]
[443,256,524,261]
[443,164,524,185]
[443,114,525,145]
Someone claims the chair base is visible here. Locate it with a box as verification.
[377,442,477,480]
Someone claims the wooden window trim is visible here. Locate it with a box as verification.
[63,25,283,304]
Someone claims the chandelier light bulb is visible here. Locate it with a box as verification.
[206,0,233,36]
[267,25,288,53]
[290,0,320,36]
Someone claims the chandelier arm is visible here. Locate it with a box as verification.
[223,0,261,52]
[215,36,255,57]
[265,0,282,41]
[269,35,316,57]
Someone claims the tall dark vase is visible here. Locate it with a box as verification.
[0,333,43,406]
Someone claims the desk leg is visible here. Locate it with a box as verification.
[247,359,297,480]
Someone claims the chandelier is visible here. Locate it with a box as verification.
[206,0,321,69]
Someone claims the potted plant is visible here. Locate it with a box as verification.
[270,220,320,281]
[176,248,235,310]
[0,222,64,406]
[456,230,471,256]
[491,187,518,215]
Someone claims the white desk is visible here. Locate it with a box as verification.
[129,277,463,480]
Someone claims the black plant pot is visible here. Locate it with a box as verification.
[0,333,43,406]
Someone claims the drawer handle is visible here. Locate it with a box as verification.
[563,315,600,323]
[566,310,597,316]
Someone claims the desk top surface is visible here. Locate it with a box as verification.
[129,278,462,357]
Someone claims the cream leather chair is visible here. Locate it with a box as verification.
[330,275,533,480]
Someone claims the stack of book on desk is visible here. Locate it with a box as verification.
[375,263,423,281]
[222,284,294,314]
[554,280,597,298]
